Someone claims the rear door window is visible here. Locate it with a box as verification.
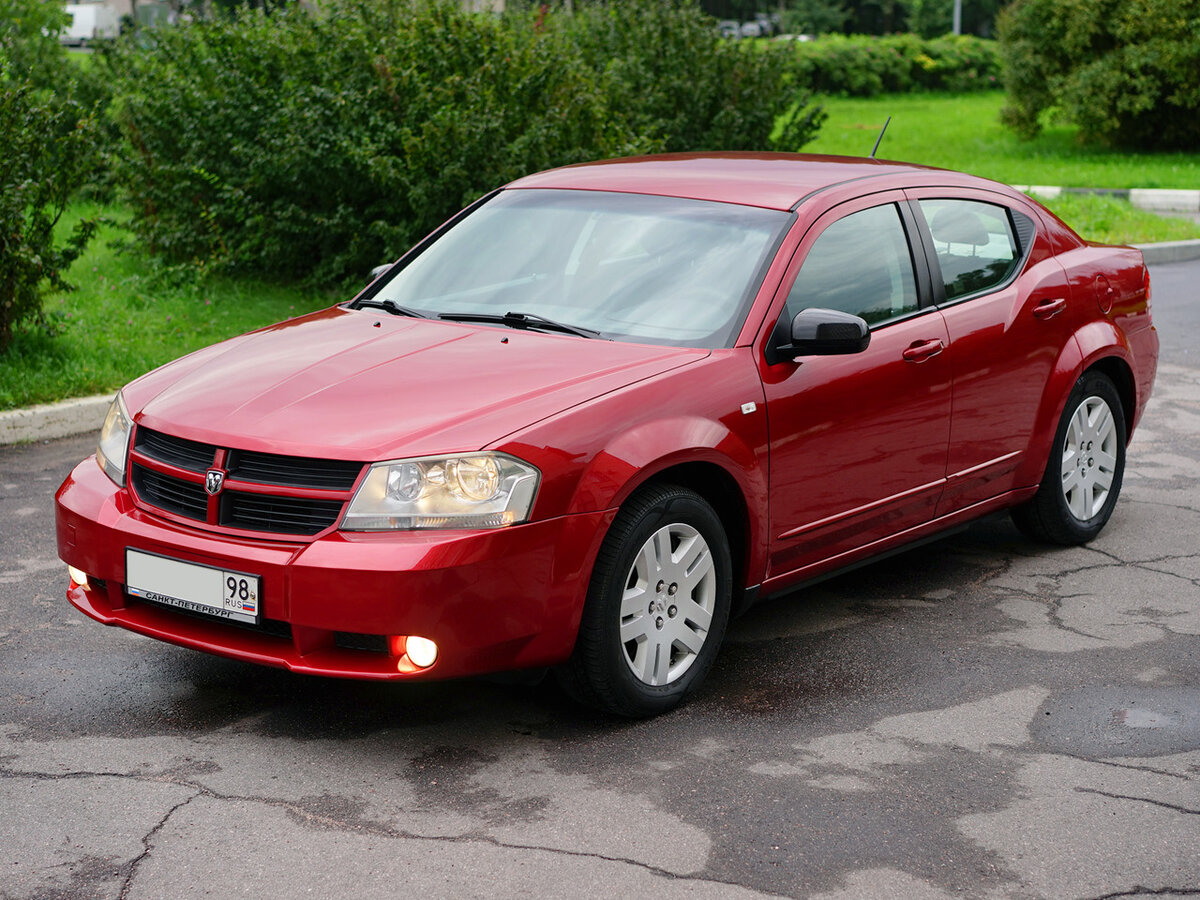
[918,199,1022,302]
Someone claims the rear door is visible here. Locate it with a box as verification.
[906,189,1077,513]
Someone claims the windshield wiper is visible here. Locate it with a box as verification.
[438,310,604,339]
[350,297,426,318]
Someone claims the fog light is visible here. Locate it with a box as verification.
[405,636,438,669]
[67,565,90,590]
[386,634,439,672]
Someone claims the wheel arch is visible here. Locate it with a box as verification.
[556,410,769,605]
[1017,320,1139,487]
[630,461,755,614]
[1085,354,1137,443]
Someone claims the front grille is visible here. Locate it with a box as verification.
[135,428,216,472]
[222,492,345,536]
[129,425,364,538]
[229,449,363,490]
[131,463,209,519]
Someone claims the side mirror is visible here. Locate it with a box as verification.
[367,263,392,285]
[769,307,871,363]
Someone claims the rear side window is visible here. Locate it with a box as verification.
[919,199,1021,302]
[785,204,919,327]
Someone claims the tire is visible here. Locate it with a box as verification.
[558,484,733,717]
[1012,371,1126,545]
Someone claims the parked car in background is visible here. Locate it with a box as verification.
[717,19,740,39]
[60,3,118,44]
[56,154,1158,717]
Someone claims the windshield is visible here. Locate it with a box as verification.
[370,189,791,347]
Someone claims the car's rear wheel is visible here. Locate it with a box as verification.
[559,484,732,717]
[1012,371,1126,545]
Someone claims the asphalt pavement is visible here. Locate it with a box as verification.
[1,259,1198,899]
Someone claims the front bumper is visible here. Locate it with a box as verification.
[56,457,612,680]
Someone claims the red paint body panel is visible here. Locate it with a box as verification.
[54,153,1159,684]
[508,152,934,211]
[125,307,707,463]
[761,312,952,581]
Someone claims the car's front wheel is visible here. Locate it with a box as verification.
[1012,371,1127,545]
[559,484,732,717]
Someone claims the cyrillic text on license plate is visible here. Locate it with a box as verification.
[125,549,261,625]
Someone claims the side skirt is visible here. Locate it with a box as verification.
[748,486,1038,610]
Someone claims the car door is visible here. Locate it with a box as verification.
[906,191,1078,514]
[758,195,952,583]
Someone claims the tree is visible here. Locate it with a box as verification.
[0,17,99,352]
[908,0,1002,37]
[0,0,72,87]
[999,0,1200,149]
[780,0,850,35]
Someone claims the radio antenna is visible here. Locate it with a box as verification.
[869,116,892,159]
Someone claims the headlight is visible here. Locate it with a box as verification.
[95,391,132,486]
[341,453,540,531]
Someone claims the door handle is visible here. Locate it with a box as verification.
[1033,297,1067,320]
[902,339,945,363]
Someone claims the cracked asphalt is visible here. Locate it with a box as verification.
[2,259,1198,900]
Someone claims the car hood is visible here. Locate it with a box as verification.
[126,306,709,460]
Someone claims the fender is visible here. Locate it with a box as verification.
[568,415,770,587]
[1075,319,1134,373]
[1075,322,1141,435]
[1013,322,1134,488]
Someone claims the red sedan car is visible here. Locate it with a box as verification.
[56,154,1158,716]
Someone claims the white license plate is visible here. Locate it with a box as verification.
[126,549,261,625]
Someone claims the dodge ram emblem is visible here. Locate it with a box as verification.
[204,469,225,496]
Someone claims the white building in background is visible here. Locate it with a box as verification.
[62,2,120,43]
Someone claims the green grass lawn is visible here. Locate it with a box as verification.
[0,204,335,411]
[798,90,1200,243]
[1031,192,1200,245]
[804,91,1200,189]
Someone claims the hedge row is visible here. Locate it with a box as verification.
[787,33,1002,97]
[98,0,823,286]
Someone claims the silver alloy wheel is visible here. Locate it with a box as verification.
[618,522,716,686]
[1060,395,1119,521]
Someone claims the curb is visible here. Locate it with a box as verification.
[1134,240,1200,265]
[1016,185,1200,265]
[1016,185,1200,214]
[0,394,111,446]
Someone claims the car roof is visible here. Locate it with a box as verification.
[506,152,955,212]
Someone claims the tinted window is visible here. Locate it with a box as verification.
[785,204,918,327]
[920,199,1020,302]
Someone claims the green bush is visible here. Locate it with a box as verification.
[100,0,824,287]
[998,0,1200,150]
[0,0,71,90]
[0,12,100,353]
[788,33,1002,97]
[563,2,815,152]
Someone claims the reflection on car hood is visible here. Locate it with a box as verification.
[125,307,708,460]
